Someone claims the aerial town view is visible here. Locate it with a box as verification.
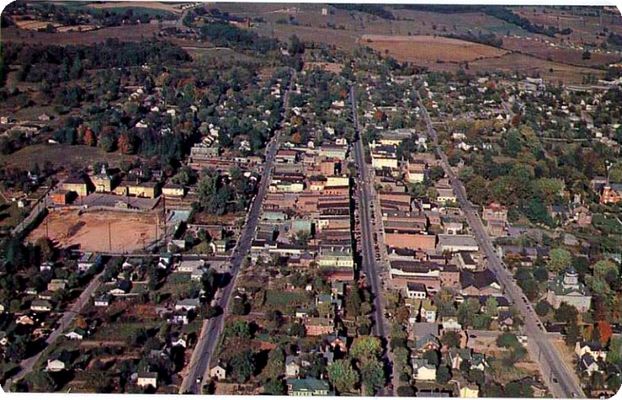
[0,1,621,397]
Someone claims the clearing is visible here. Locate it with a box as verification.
[28,209,160,253]
[360,34,508,64]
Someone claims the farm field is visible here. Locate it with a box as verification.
[0,24,160,45]
[502,36,622,68]
[85,1,183,14]
[360,34,508,64]
[0,144,134,170]
[28,209,159,252]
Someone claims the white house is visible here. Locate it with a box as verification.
[209,364,226,380]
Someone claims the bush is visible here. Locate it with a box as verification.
[397,386,415,397]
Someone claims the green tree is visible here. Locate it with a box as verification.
[535,300,551,317]
[262,347,285,380]
[496,332,519,349]
[327,359,359,394]
[350,336,381,362]
[230,350,255,383]
[436,365,451,384]
[360,359,385,396]
[263,378,286,395]
[547,248,572,273]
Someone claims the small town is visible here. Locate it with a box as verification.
[0,1,621,398]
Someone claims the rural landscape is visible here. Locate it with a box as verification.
[0,1,621,398]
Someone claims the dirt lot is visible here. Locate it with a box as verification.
[360,34,508,65]
[1,24,160,45]
[28,209,160,252]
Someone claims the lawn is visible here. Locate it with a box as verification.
[91,321,159,342]
[592,213,622,235]
[264,290,312,308]
[0,143,134,171]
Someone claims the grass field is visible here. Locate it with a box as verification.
[85,1,183,14]
[0,143,134,170]
[28,209,159,253]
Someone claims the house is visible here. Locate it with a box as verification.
[412,358,437,381]
[441,316,463,331]
[94,295,110,307]
[47,279,68,292]
[579,353,601,376]
[286,377,330,396]
[137,371,158,388]
[420,299,437,323]
[483,202,508,224]
[546,267,592,313]
[459,385,480,398]
[285,355,301,378]
[436,187,457,204]
[51,190,72,205]
[209,364,227,380]
[115,180,160,198]
[175,298,201,311]
[30,300,52,312]
[64,328,86,340]
[600,184,622,204]
[46,359,66,372]
[575,341,607,361]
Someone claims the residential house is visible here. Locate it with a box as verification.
[575,341,607,361]
[30,300,52,312]
[412,358,437,381]
[286,377,331,396]
[137,371,158,388]
[209,364,227,380]
[285,355,301,378]
[46,359,66,372]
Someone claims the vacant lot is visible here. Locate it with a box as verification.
[361,34,508,64]
[1,24,160,45]
[28,209,159,252]
[0,144,134,170]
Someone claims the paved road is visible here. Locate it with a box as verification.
[179,70,295,394]
[10,186,53,238]
[349,86,395,395]
[416,89,584,399]
[5,269,105,390]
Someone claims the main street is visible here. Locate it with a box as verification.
[179,70,295,394]
[416,89,584,398]
[349,85,395,395]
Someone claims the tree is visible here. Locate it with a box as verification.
[496,332,519,349]
[594,320,613,346]
[505,381,534,397]
[360,359,385,396]
[35,236,55,262]
[262,347,284,380]
[436,365,451,384]
[327,359,359,394]
[554,302,578,323]
[117,132,134,154]
[26,371,56,392]
[485,296,499,318]
[264,379,285,395]
[422,349,440,367]
[440,331,460,348]
[83,128,96,146]
[230,350,254,383]
[465,175,490,205]
[535,300,551,317]
[351,336,381,362]
[547,248,572,273]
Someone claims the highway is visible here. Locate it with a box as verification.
[416,89,584,398]
[179,70,294,394]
